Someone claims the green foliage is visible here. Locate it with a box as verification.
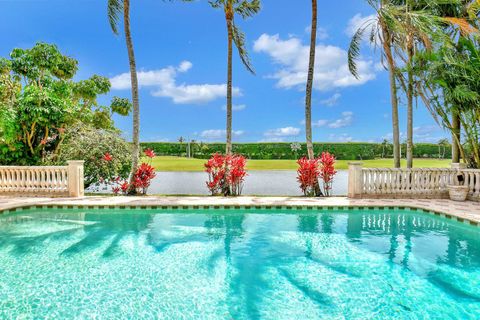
[110,96,133,116]
[54,125,132,188]
[0,42,131,165]
[209,0,260,73]
[416,37,480,167]
[140,142,449,160]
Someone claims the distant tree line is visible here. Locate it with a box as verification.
[141,142,452,161]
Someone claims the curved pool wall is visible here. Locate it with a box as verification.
[0,206,479,319]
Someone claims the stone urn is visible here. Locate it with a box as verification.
[448,185,469,201]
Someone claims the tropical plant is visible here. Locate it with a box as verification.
[348,0,404,168]
[416,37,480,167]
[305,0,317,161]
[114,148,157,195]
[209,0,260,155]
[205,153,247,196]
[381,139,390,158]
[0,43,130,165]
[107,0,141,193]
[394,0,446,168]
[318,151,337,196]
[54,124,132,188]
[296,157,320,197]
[297,152,337,197]
[437,138,450,159]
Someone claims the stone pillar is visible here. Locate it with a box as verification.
[451,163,467,170]
[68,160,84,197]
[348,162,363,199]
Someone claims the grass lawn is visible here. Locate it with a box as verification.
[147,156,452,172]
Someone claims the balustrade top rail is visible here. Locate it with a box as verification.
[348,163,480,201]
[0,161,84,197]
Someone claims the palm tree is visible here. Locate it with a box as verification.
[381,139,390,158]
[348,0,402,168]
[305,0,317,160]
[396,1,441,168]
[209,0,260,155]
[107,0,140,192]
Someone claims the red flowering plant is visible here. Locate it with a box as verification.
[205,153,247,196]
[296,157,321,196]
[296,152,337,197]
[319,151,337,196]
[110,148,157,195]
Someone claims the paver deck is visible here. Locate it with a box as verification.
[0,196,479,226]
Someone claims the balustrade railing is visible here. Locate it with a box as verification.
[348,162,480,201]
[0,161,84,197]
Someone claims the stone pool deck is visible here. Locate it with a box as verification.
[0,196,479,226]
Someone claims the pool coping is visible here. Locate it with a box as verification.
[0,196,479,227]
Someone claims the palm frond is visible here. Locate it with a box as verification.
[234,0,261,19]
[232,23,255,74]
[108,0,123,35]
[443,17,479,35]
[348,26,367,79]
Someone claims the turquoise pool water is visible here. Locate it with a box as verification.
[0,207,479,319]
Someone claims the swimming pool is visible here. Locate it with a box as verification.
[0,207,478,319]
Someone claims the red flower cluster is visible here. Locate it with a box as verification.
[132,163,156,194]
[296,157,321,196]
[102,152,113,162]
[319,151,337,196]
[205,153,247,196]
[296,152,337,197]
[144,148,156,159]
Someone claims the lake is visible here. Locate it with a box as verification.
[146,170,348,196]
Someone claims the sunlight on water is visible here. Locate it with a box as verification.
[0,208,478,319]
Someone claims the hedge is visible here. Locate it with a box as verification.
[140,142,451,160]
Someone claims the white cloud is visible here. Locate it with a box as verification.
[222,104,246,111]
[178,60,193,72]
[307,111,354,128]
[320,93,341,106]
[110,61,241,105]
[382,125,447,143]
[253,34,375,92]
[304,25,329,40]
[264,126,301,137]
[328,111,353,128]
[345,13,377,37]
[313,119,329,127]
[200,129,244,140]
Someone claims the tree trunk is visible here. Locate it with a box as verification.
[452,110,461,163]
[382,27,401,168]
[225,11,233,156]
[124,0,140,194]
[406,36,414,168]
[305,0,322,197]
[305,0,317,161]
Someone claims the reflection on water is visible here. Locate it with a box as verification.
[0,208,479,319]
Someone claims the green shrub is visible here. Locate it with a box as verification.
[141,142,450,160]
[54,125,132,188]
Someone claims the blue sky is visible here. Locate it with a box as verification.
[1,0,448,143]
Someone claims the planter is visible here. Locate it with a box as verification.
[448,185,469,201]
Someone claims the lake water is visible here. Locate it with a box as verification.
[147,170,348,196]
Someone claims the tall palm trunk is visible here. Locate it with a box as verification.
[124,0,140,192]
[451,110,461,163]
[305,0,322,197]
[382,27,401,168]
[406,36,414,168]
[305,0,317,160]
[225,7,234,156]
